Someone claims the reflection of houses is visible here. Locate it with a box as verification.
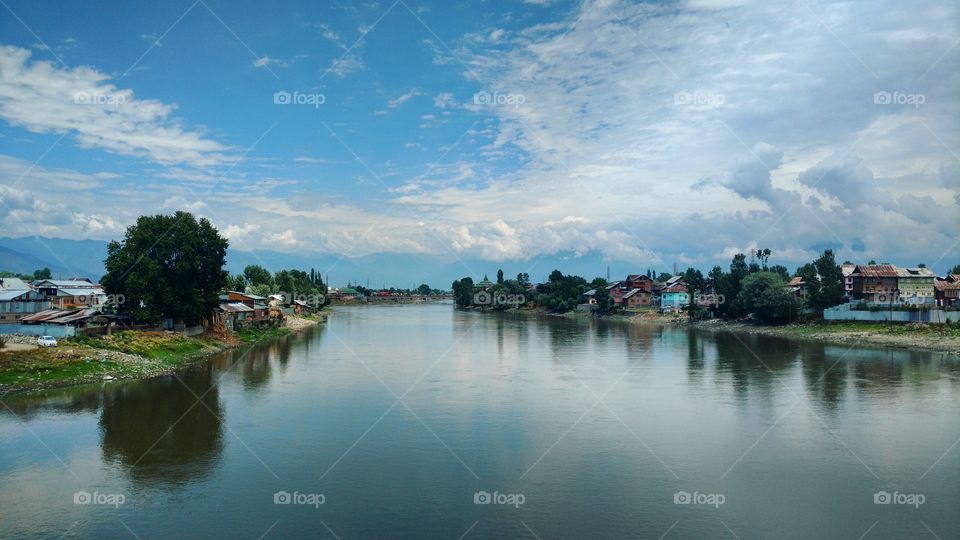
[0,277,50,323]
[34,279,106,309]
[935,275,960,307]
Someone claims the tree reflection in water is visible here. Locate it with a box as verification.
[99,365,224,485]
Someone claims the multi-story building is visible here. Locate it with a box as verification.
[849,265,899,303]
[895,267,936,305]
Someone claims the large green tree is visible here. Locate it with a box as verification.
[737,272,798,323]
[102,212,229,325]
[243,265,273,288]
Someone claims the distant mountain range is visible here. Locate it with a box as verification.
[0,236,642,288]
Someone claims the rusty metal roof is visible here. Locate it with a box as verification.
[852,264,898,277]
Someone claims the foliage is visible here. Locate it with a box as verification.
[451,277,475,308]
[102,212,229,325]
[416,283,432,295]
[594,286,612,314]
[227,274,247,292]
[535,270,588,312]
[950,264,960,275]
[243,265,273,288]
[737,272,798,323]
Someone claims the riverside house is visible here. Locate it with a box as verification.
[849,264,936,305]
[935,275,960,307]
[0,278,50,323]
[895,267,936,305]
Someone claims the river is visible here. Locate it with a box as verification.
[1,304,958,538]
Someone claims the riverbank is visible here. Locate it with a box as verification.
[687,319,960,355]
[0,312,328,395]
[468,306,960,355]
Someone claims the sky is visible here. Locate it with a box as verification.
[0,0,958,277]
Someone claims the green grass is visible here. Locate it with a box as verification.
[236,327,291,343]
[0,356,125,386]
[780,321,960,337]
[69,331,212,362]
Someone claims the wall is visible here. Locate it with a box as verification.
[0,324,76,337]
[823,307,960,323]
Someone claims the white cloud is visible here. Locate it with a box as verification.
[0,46,232,169]
[388,89,421,108]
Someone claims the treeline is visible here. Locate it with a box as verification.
[351,284,447,296]
[230,265,328,307]
[0,267,52,280]
[451,271,531,311]
[450,248,851,324]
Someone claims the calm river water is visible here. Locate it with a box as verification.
[1,304,958,538]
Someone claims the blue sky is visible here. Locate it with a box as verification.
[0,0,958,275]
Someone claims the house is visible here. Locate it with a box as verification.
[624,274,654,293]
[935,275,960,307]
[33,279,106,309]
[841,264,855,297]
[19,307,108,327]
[327,287,363,301]
[658,282,689,308]
[895,267,936,305]
[787,276,808,301]
[0,282,50,323]
[622,288,652,307]
[849,265,899,303]
[581,289,597,305]
[226,291,270,319]
[605,282,626,306]
[217,302,255,330]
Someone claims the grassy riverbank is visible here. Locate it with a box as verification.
[0,313,327,395]
[689,319,960,355]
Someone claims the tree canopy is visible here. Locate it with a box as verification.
[102,212,228,325]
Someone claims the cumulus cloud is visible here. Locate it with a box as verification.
[0,46,232,168]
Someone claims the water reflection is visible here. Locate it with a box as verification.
[99,365,224,485]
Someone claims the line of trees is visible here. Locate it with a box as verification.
[0,267,52,280]
[229,265,327,307]
[449,248,855,324]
